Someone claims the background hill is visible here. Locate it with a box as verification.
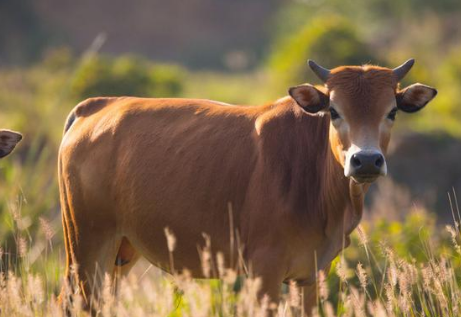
[1,0,281,69]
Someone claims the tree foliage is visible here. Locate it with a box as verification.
[71,55,185,100]
[266,16,376,94]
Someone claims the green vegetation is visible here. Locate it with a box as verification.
[266,16,375,95]
[71,55,184,100]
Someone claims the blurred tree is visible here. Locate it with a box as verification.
[266,16,376,95]
[272,0,461,35]
[70,55,185,100]
[406,46,461,137]
[40,47,74,71]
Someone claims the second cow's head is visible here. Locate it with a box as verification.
[289,59,437,184]
[0,130,22,159]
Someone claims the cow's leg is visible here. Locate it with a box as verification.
[258,275,282,307]
[301,283,317,316]
[58,180,120,314]
[250,251,285,314]
[61,212,120,313]
[302,265,331,316]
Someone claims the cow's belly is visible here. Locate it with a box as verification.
[112,155,241,277]
[124,203,234,277]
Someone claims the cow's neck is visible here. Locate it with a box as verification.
[322,127,365,246]
[257,98,365,240]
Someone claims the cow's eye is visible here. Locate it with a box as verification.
[387,108,398,121]
[329,108,340,120]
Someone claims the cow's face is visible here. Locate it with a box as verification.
[0,130,22,158]
[289,59,437,184]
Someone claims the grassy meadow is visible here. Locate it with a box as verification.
[2,183,461,316]
[2,0,461,316]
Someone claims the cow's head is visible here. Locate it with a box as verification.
[289,59,437,184]
[0,130,22,158]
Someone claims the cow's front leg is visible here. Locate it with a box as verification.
[257,273,284,312]
[250,250,286,314]
[302,265,331,316]
[301,283,317,316]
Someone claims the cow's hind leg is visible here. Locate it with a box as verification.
[61,213,120,313]
[59,184,120,314]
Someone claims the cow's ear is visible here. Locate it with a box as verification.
[289,84,329,114]
[0,130,22,158]
[396,83,437,113]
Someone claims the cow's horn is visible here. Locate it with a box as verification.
[393,58,415,81]
[308,60,330,83]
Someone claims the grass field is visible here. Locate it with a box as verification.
[1,189,461,316]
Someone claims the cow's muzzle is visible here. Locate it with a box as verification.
[345,150,387,183]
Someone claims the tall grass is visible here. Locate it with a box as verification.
[1,199,461,316]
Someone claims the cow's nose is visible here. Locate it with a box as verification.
[350,152,385,176]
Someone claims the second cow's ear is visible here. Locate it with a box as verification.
[289,84,329,114]
[396,83,437,113]
[0,130,22,158]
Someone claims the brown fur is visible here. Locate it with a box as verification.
[328,66,398,125]
[58,64,436,314]
[328,65,397,91]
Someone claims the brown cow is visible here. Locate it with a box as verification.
[58,59,436,313]
[0,130,22,158]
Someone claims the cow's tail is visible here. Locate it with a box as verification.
[63,109,77,135]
